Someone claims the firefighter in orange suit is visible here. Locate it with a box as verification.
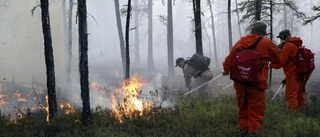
[222,21,280,136]
[270,30,307,112]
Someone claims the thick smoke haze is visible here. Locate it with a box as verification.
[0,0,319,112]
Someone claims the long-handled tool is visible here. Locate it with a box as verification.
[184,74,222,96]
[222,83,233,90]
[272,79,286,100]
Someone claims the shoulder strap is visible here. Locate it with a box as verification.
[247,37,264,73]
[289,57,297,67]
[247,37,262,50]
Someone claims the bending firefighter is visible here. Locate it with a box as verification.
[222,21,280,135]
[175,57,213,96]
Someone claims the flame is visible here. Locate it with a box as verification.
[90,82,107,96]
[46,95,49,122]
[13,90,27,102]
[0,84,8,109]
[0,95,7,109]
[111,74,152,123]
[0,82,78,122]
[59,102,75,114]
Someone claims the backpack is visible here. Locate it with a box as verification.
[186,53,211,72]
[229,37,263,86]
[288,42,316,76]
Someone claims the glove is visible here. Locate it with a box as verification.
[278,40,286,52]
[222,71,229,76]
[281,79,286,87]
[279,40,286,45]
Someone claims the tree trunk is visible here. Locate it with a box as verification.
[235,0,242,37]
[193,0,203,55]
[208,0,219,68]
[147,0,155,71]
[114,0,126,78]
[167,0,174,76]
[311,24,313,49]
[269,0,273,90]
[203,25,212,67]
[290,15,293,33]
[62,0,68,48]
[134,0,141,66]
[283,0,287,29]
[254,0,262,21]
[67,0,73,86]
[40,0,57,121]
[228,0,233,51]
[270,0,273,41]
[62,0,69,88]
[77,0,91,126]
[125,0,132,79]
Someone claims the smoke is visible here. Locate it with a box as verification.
[139,73,174,108]
[140,74,162,105]
[1,0,319,117]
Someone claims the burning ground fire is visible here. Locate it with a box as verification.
[111,74,153,123]
[0,83,76,122]
[0,73,158,123]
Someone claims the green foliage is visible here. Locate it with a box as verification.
[264,93,320,136]
[303,6,320,25]
[1,94,320,136]
[234,0,306,24]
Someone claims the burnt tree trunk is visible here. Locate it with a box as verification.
[40,0,57,121]
[77,0,91,125]
[125,0,132,79]
[62,0,69,89]
[114,0,126,78]
[193,0,203,55]
[254,0,262,21]
[228,0,233,51]
[134,0,141,66]
[67,0,74,86]
[284,1,287,29]
[147,0,155,71]
[167,0,174,76]
[235,0,242,37]
[269,0,274,90]
[208,0,219,67]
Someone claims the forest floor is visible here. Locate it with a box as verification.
[0,57,319,115]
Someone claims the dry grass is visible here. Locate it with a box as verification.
[1,93,320,137]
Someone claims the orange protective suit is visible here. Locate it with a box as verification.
[223,34,280,133]
[270,37,307,111]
